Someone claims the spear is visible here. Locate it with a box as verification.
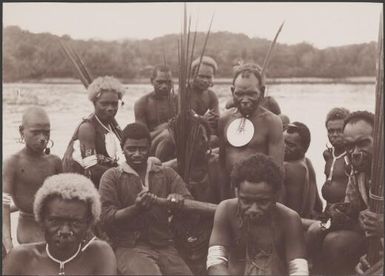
[261,21,285,77]
[366,11,384,267]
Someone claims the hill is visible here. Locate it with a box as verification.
[2,25,377,82]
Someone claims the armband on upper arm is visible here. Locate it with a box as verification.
[207,245,228,269]
[288,258,309,276]
[72,140,98,169]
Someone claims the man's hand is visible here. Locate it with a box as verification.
[355,254,370,274]
[134,191,157,211]
[359,209,384,237]
[167,193,184,210]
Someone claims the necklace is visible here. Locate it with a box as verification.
[95,114,112,133]
[327,147,346,181]
[46,243,82,275]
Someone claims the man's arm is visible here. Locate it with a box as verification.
[78,122,110,183]
[283,208,308,275]
[134,96,148,127]
[99,170,155,226]
[91,240,117,275]
[207,200,232,275]
[2,156,16,253]
[268,114,284,172]
[284,162,307,215]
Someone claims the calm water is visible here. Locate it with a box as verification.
[3,81,376,241]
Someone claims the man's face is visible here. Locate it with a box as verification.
[327,119,345,148]
[152,71,172,97]
[284,128,304,161]
[20,116,50,153]
[43,197,90,251]
[231,72,263,117]
[193,64,214,92]
[343,120,373,173]
[238,180,276,224]
[123,138,150,170]
[94,90,119,122]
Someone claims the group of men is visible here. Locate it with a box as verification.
[2,56,383,275]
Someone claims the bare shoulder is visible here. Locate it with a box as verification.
[261,107,281,125]
[134,92,151,105]
[285,160,307,172]
[217,198,237,212]
[86,239,114,256]
[275,202,301,223]
[4,152,21,168]
[46,154,62,163]
[207,89,218,99]
[78,120,95,134]
[219,110,235,124]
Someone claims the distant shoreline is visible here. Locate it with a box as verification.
[4,76,376,85]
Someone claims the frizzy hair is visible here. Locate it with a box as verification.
[232,63,265,87]
[231,153,282,192]
[33,173,101,224]
[87,76,125,102]
[325,107,350,126]
[343,110,374,129]
[120,122,151,147]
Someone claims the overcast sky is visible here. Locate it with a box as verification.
[3,2,383,49]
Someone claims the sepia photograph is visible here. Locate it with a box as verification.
[2,2,384,275]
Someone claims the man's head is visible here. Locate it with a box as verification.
[88,76,125,122]
[284,122,311,162]
[231,63,265,117]
[343,111,374,174]
[150,65,173,97]
[231,154,282,224]
[191,56,218,92]
[34,173,101,250]
[19,106,51,154]
[326,107,350,148]
[121,123,151,170]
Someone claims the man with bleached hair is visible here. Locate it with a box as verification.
[3,173,117,275]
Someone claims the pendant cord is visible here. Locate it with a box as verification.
[95,114,112,133]
[327,147,346,181]
[46,243,82,275]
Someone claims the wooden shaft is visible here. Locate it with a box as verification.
[154,197,217,215]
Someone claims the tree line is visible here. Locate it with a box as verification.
[3,25,377,82]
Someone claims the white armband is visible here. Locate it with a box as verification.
[207,245,228,269]
[288,258,309,276]
[3,193,12,205]
[82,155,98,169]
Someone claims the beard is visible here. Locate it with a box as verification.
[236,98,262,117]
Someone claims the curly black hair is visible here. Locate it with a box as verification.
[120,123,151,147]
[231,153,283,192]
[325,107,350,126]
[150,64,171,81]
[343,110,374,129]
[232,63,265,87]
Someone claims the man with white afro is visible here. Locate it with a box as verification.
[62,76,125,188]
[3,173,117,275]
[33,173,101,224]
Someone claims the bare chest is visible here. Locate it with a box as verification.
[190,92,211,115]
[146,98,175,128]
